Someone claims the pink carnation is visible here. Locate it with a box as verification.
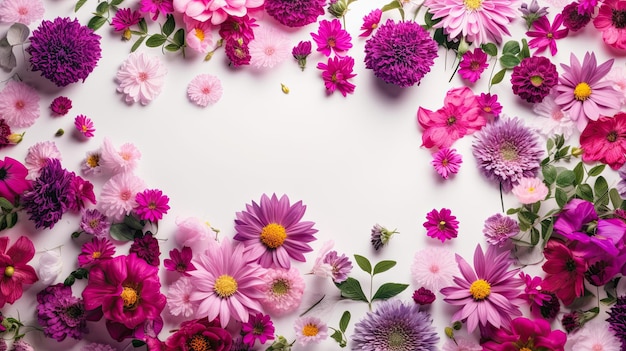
[173,0,263,25]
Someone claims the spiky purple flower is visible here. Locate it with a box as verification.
[264,0,324,27]
[483,213,520,247]
[36,283,88,341]
[608,295,626,346]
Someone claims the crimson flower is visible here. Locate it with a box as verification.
[541,239,586,306]
[163,246,196,276]
[0,157,31,203]
[580,112,626,170]
[0,236,38,307]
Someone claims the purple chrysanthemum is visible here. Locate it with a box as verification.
[264,0,324,27]
[412,287,436,305]
[352,299,439,351]
[36,283,88,341]
[561,2,592,31]
[234,193,317,269]
[129,232,161,266]
[21,158,73,229]
[608,295,626,347]
[510,56,558,103]
[472,117,543,192]
[364,19,438,87]
[27,17,102,87]
[323,250,352,283]
[482,213,520,247]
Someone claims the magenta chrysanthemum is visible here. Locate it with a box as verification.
[111,8,142,32]
[510,56,558,103]
[311,19,352,57]
[74,115,95,138]
[50,96,72,116]
[458,48,488,83]
[264,0,324,27]
[317,56,357,97]
[27,17,102,87]
[432,148,463,179]
[0,80,40,129]
[234,193,317,269]
[134,188,170,222]
[364,19,438,87]
[423,208,459,242]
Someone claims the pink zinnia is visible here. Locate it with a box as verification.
[249,27,290,69]
[431,147,462,179]
[111,8,142,32]
[139,0,173,20]
[77,237,115,267]
[74,115,95,138]
[134,188,170,222]
[261,267,305,316]
[173,0,263,25]
[423,208,459,242]
[99,172,146,222]
[418,87,486,149]
[317,56,357,97]
[116,52,167,105]
[359,9,382,37]
[527,14,569,56]
[49,96,72,116]
[458,48,489,83]
[0,0,44,25]
[0,236,38,308]
[311,19,353,57]
[0,157,30,204]
[0,80,40,128]
[579,112,626,170]
[594,0,626,50]
[511,177,549,204]
[541,239,586,306]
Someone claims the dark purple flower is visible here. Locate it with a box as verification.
[539,291,560,320]
[264,0,324,27]
[49,96,72,116]
[412,287,436,305]
[561,2,592,31]
[27,17,102,87]
[37,283,88,341]
[511,56,558,103]
[608,296,626,346]
[0,119,12,149]
[364,19,438,87]
[163,246,196,276]
[225,38,251,67]
[129,231,161,266]
[323,250,352,283]
[292,41,312,71]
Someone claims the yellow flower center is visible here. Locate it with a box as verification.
[194,28,205,41]
[260,223,287,249]
[469,279,491,300]
[574,82,592,101]
[4,265,14,277]
[464,0,482,10]
[302,324,319,337]
[520,348,533,351]
[214,274,238,298]
[530,75,544,87]
[188,335,211,351]
[92,251,102,259]
[121,286,139,309]
[82,125,88,132]
[89,219,100,229]
[528,187,535,192]
[86,154,100,168]
[438,220,447,230]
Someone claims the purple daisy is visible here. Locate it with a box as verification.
[79,208,110,237]
[423,208,459,242]
[36,283,87,341]
[364,19,438,87]
[234,193,317,269]
[352,299,439,351]
[472,117,543,192]
[482,213,519,247]
[241,313,275,347]
[432,148,462,179]
[264,0,324,27]
[510,56,558,103]
[441,244,524,332]
[458,48,489,83]
[27,17,102,87]
[310,19,352,57]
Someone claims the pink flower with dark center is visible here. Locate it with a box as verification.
[163,246,196,276]
[241,313,275,347]
[134,188,170,222]
[458,48,489,83]
[423,208,459,242]
[311,19,353,57]
[49,96,72,116]
[541,239,586,306]
[0,157,30,204]
[0,236,38,308]
[594,0,626,50]
[74,115,96,138]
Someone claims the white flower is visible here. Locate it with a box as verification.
[37,250,63,285]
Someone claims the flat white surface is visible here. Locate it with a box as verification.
[1,0,625,350]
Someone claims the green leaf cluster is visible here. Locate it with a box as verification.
[329,311,351,348]
[490,39,530,87]
[79,0,125,31]
[132,15,186,54]
[0,197,18,232]
[109,214,145,241]
[64,268,89,286]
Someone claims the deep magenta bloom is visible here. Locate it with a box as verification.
[541,239,586,306]
[139,0,173,20]
[510,56,558,103]
[458,48,489,83]
[77,237,115,267]
[580,112,626,170]
[135,188,170,222]
[234,193,317,269]
[224,38,251,67]
[561,2,591,31]
[431,148,462,179]
[37,283,87,341]
[264,0,324,27]
[241,313,275,347]
[49,96,72,116]
[27,17,102,87]
[111,8,142,31]
[316,56,357,97]
[0,119,11,149]
[74,115,95,138]
[311,19,352,57]
[163,246,196,276]
[518,272,552,317]
[82,254,166,330]
[594,0,626,50]
[364,19,438,87]
[0,156,30,203]
[481,317,566,351]
[478,93,502,120]
[218,15,257,43]
[292,40,312,71]
[129,232,161,266]
[164,318,232,351]
[0,236,38,307]
[441,245,523,332]
[360,9,382,37]
[67,175,96,212]
[423,208,459,242]
[527,14,569,56]
[412,287,436,305]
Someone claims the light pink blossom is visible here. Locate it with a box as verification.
[187,74,223,107]
[24,141,61,180]
[512,177,549,204]
[0,0,44,25]
[116,52,167,105]
[99,172,146,221]
[174,216,215,248]
[184,16,215,53]
[173,0,263,25]
[0,80,40,128]
[100,138,141,174]
[249,26,290,69]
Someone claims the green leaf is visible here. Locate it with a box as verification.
[541,218,554,241]
[502,40,521,55]
[555,134,565,149]
[354,254,372,274]
[594,176,609,205]
[573,162,584,185]
[111,0,124,5]
[491,68,506,85]
[506,207,521,215]
[109,223,137,241]
[64,275,76,286]
[555,188,569,208]
[6,23,29,46]
[5,212,16,228]
[481,43,497,56]
[138,18,148,33]
[162,14,176,37]
[335,277,368,302]
[423,11,435,28]
[123,214,145,230]
[519,38,530,59]
[330,330,343,344]
[556,170,576,187]
[542,164,557,185]
[131,35,146,52]
[164,44,180,52]
[576,184,594,202]
[373,260,396,275]
[601,296,617,305]
[381,0,402,12]
[588,164,606,177]
[146,34,167,47]
[95,1,110,14]
[372,283,409,301]
[0,197,13,210]
[555,146,571,160]
[610,188,623,209]
[530,227,539,246]
[173,28,185,47]
[88,15,107,31]
[0,216,6,232]
[132,339,147,347]
[339,311,351,332]
[500,54,520,69]
[546,137,555,152]
[75,0,88,12]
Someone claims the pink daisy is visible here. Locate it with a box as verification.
[423,208,459,242]
[24,141,61,180]
[477,93,502,121]
[593,0,626,50]
[530,92,576,140]
[458,48,489,83]
[116,52,167,105]
[310,19,353,57]
[189,238,266,328]
[431,148,462,179]
[134,188,170,222]
[527,14,569,56]
[411,247,458,292]
[187,74,223,107]
[74,115,95,138]
[249,27,290,69]
[260,267,305,316]
[111,8,142,32]
[100,138,142,174]
[99,172,146,221]
[77,237,115,267]
[359,9,382,37]
[317,56,357,97]
[167,277,198,318]
[293,316,328,346]
[0,0,44,25]
[184,17,215,53]
[0,80,40,128]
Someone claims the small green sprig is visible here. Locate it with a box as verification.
[488,39,530,91]
[329,311,351,348]
[0,197,19,232]
[75,0,125,31]
[129,15,186,55]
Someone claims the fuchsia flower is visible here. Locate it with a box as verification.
[78,237,115,267]
[0,157,30,204]
[241,313,275,347]
[173,0,263,25]
[594,0,626,50]
[541,239,586,306]
[458,48,489,83]
[481,317,566,351]
[359,9,382,37]
[74,115,95,138]
[580,112,626,170]
[111,8,142,32]
[139,0,174,20]
[164,318,232,351]
[423,208,459,242]
[477,93,502,120]
[317,56,357,97]
[311,19,353,57]
[135,189,170,222]
[0,236,38,307]
[431,148,462,179]
[527,14,569,56]
[49,96,72,116]
[163,246,196,276]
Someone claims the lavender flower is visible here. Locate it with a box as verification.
[519,0,549,28]
[27,17,102,87]
[79,209,110,237]
[323,250,352,283]
[370,224,398,250]
[482,213,520,247]
[36,283,88,341]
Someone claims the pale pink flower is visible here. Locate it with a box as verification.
[531,92,576,140]
[116,52,167,105]
[567,320,621,351]
[187,74,223,107]
[184,17,215,53]
[100,138,141,174]
[294,316,328,345]
[0,0,44,25]
[0,80,40,128]
[174,216,216,248]
[512,177,549,204]
[99,172,146,221]
[173,0,263,25]
[249,26,290,69]
[261,267,305,316]
[606,63,626,102]
[25,141,62,180]
[442,335,482,351]
[309,240,334,279]
[81,149,102,176]
[167,277,199,318]
[411,247,458,292]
